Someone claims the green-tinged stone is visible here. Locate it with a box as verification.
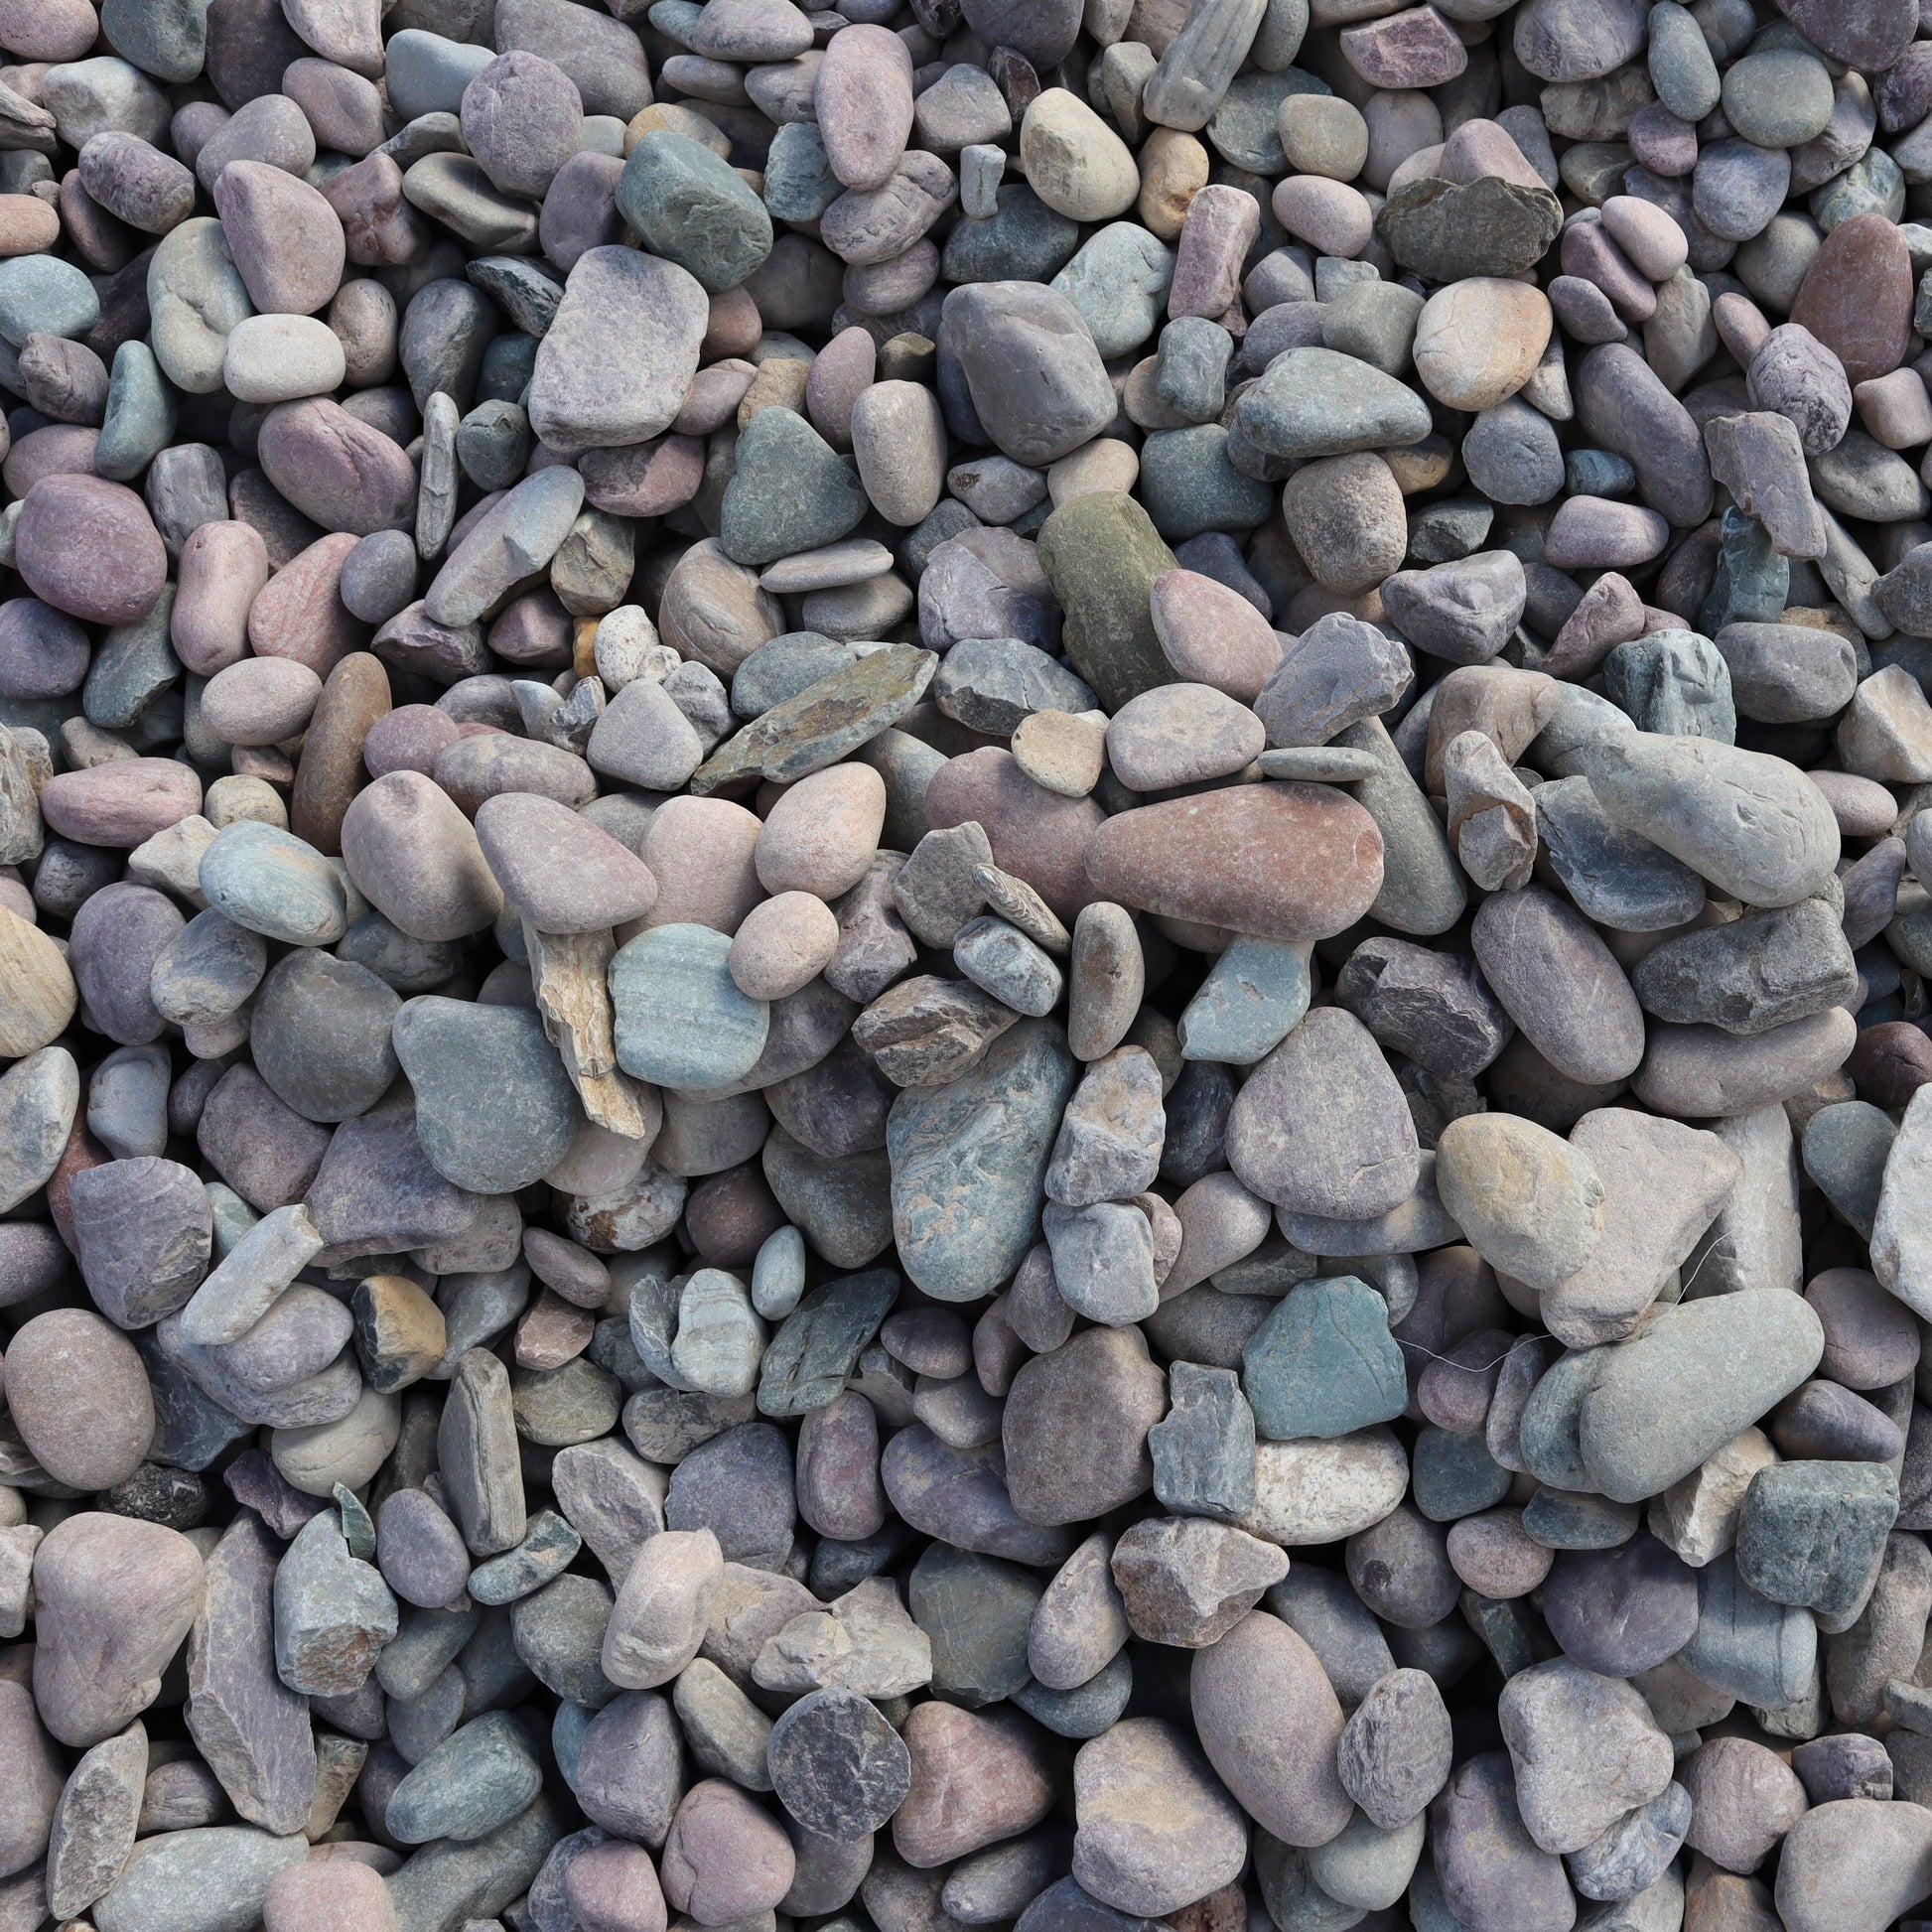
[95,341,178,482]
[1207,67,1329,173]
[271,1511,398,1696]
[1234,347,1436,462]
[392,998,581,1194]
[611,923,769,1088]
[616,130,772,294]
[1051,220,1174,358]
[1519,1488,1640,1550]
[469,1508,584,1606]
[941,184,1083,286]
[1035,491,1178,713]
[1376,175,1565,282]
[758,1268,897,1417]
[1412,1426,1512,1522]
[1733,1459,1899,1619]
[691,642,937,793]
[888,1017,1078,1303]
[384,1793,563,1932]
[764,122,841,223]
[908,1543,1041,1707]
[385,1712,543,1845]
[1242,1277,1407,1441]
[84,585,180,730]
[719,408,869,570]
[91,1827,307,1932]
[1178,937,1314,1065]
[199,820,352,948]
[1701,506,1789,632]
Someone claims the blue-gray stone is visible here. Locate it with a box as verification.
[470,1508,584,1606]
[612,923,770,1089]
[391,996,581,1193]
[1603,629,1735,743]
[617,131,772,294]
[733,632,861,719]
[909,1542,1041,1707]
[200,821,353,948]
[1235,346,1434,460]
[1677,1550,1817,1707]
[386,1711,544,1844]
[1051,220,1175,358]
[100,0,208,83]
[1013,1647,1134,1737]
[1412,1425,1512,1522]
[95,341,178,482]
[1701,506,1789,632]
[0,255,100,347]
[954,916,1063,1018]
[91,1827,307,1932]
[1734,1459,1899,1619]
[1149,1361,1257,1519]
[1407,495,1495,563]
[385,1793,563,1931]
[719,407,868,570]
[1043,1199,1157,1323]
[1519,1488,1640,1551]
[454,399,532,494]
[1157,317,1233,422]
[385,30,495,121]
[1812,145,1905,230]
[930,635,1095,735]
[466,257,562,339]
[942,185,1082,287]
[1802,1101,1895,1238]
[1178,937,1314,1066]
[757,1268,897,1418]
[1461,398,1564,506]
[764,122,842,223]
[1566,449,1637,497]
[1242,1277,1407,1441]
[83,586,180,730]
[1533,775,1708,933]
[480,332,538,405]
[888,1017,1078,1303]
[1569,1783,1691,1904]
[1138,425,1276,541]
[273,1510,399,1696]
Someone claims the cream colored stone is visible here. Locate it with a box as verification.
[1412,278,1553,411]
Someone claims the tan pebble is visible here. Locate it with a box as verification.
[728,891,842,1000]
[205,774,290,829]
[755,762,887,898]
[1012,709,1107,798]
[0,902,75,1056]
[1137,126,1207,238]
[1021,88,1140,222]
[1413,278,1553,411]
[1048,439,1140,505]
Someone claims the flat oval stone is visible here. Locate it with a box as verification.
[1086,782,1383,942]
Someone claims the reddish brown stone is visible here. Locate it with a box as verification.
[292,652,392,855]
[1791,211,1914,387]
[1084,782,1384,942]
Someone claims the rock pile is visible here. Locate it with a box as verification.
[7,0,1932,1929]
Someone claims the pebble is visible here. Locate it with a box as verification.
[0,0,1925,1921]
